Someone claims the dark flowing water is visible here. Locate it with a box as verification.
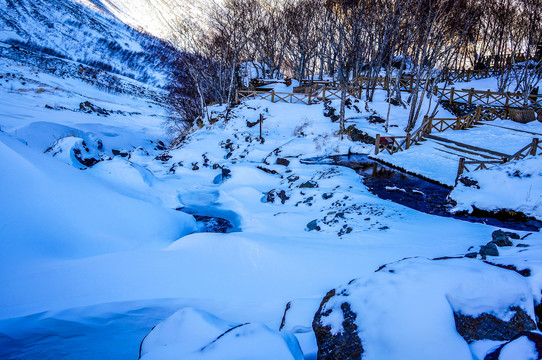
[176,206,239,233]
[302,154,541,232]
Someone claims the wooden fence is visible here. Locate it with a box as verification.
[374,107,484,155]
[434,87,542,109]
[456,138,541,181]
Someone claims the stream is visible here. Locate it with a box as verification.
[303,154,541,232]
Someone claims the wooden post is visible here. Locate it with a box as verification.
[531,138,539,156]
[405,133,412,149]
[475,106,481,123]
[259,114,263,142]
[308,91,312,105]
[427,116,433,134]
[358,86,362,99]
[235,89,239,104]
[433,85,439,96]
[456,158,466,184]
[384,76,389,90]
[468,88,474,105]
[409,78,413,93]
[455,116,461,130]
[375,134,381,155]
[487,89,491,105]
[271,90,275,103]
[322,85,326,101]
[505,92,510,118]
[467,70,471,82]
[449,87,455,105]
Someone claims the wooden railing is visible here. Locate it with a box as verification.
[374,107,483,155]
[442,68,504,83]
[456,138,541,181]
[434,87,542,109]
[236,89,320,105]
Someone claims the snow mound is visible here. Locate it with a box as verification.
[0,132,196,264]
[314,257,536,360]
[140,307,304,360]
[451,156,542,220]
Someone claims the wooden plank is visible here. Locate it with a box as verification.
[436,142,502,160]
[425,134,512,158]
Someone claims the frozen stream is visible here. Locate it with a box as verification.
[302,154,542,232]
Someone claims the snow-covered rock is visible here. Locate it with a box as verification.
[139,307,304,360]
[313,258,537,360]
[485,331,542,360]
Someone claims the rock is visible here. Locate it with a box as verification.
[276,157,290,167]
[484,331,542,360]
[266,190,276,203]
[322,193,334,200]
[313,289,364,360]
[312,258,536,360]
[299,180,318,189]
[112,149,129,158]
[277,190,290,204]
[454,306,536,343]
[306,220,320,231]
[287,175,300,183]
[492,230,513,247]
[464,252,478,259]
[221,167,231,180]
[505,232,521,240]
[536,302,542,331]
[265,189,289,204]
[155,153,172,162]
[344,125,374,144]
[480,242,499,257]
[458,176,480,188]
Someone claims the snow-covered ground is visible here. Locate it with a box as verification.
[1,57,542,359]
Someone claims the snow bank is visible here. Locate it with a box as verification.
[451,156,542,219]
[140,307,304,360]
[0,132,196,264]
[317,257,536,360]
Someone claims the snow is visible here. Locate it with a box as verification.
[498,336,538,360]
[320,258,535,360]
[451,156,542,219]
[140,310,304,360]
[1,51,542,360]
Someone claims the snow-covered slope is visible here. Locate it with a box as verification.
[78,0,204,42]
[0,0,177,86]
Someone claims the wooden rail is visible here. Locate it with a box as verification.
[374,107,484,155]
[236,89,319,105]
[456,138,541,182]
[434,87,542,109]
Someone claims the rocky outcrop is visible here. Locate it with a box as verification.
[312,289,363,360]
[454,306,537,343]
[311,258,537,360]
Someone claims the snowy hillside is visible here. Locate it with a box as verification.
[0,0,178,86]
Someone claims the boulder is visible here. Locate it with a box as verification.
[306,220,320,231]
[312,258,536,360]
[480,242,499,257]
[299,180,318,189]
[492,230,513,247]
[484,331,542,360]
[453,306,536,343]
[313,290,364,360]
[276,158,290,167]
